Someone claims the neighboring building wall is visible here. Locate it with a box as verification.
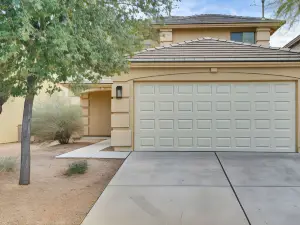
[111,66,300,151]
[159,27,270,46]
[0,97,24,144]
[0,83,79,144]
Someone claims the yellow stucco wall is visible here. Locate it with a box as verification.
[111,64,300,151]
[0,97,24,143]
[89,91,111,136]
[173,28,228,42]
[0,83,79,144]
[160,27,268,45]
[172,28,255,43]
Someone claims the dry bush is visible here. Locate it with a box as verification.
[31,96,83,144]
[0,157,17,172]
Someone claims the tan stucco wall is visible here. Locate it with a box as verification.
[172,28,232,43]
[0,97,24,144]
[160,27,266,45]
[88,91,112,136]
[256,28,270,46]
[111,65,300,151]
[114,66,300,82]
[0,83,79,144]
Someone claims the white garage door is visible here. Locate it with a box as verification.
[134,82,296,152]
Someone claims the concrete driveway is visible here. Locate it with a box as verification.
[81,152,300,225]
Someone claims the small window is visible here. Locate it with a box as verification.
[231,32,255,44]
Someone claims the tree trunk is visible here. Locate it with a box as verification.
[19,94,34,185]
[19,78,35,185]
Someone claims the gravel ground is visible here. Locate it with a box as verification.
[0,141,124,225]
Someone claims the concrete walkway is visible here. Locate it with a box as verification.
[56,139,130,159]
[82,152,300,225]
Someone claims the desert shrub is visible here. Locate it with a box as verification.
[31,96,83,144]
[64,160,88,176]
[0,157,17,172]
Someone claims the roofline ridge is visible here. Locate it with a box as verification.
[283,35,300,48]
[210,38,295,53]
[200,13,268,20]
[133,36,300,56]
[153,14,283,25]
[133,45,166,55]
[210,37,300,54]
[290,49,300,53]
[163,13,278,21]
[279,47,291,51]
[250,43,261,47]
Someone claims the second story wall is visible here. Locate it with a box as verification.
[155,15,282,47]
[159,27,271,46]
[172,28,256,43]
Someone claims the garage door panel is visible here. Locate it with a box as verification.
[135,82,295,152]
[157,85,174,95]
[139,85,155,95]
[274,119,293,130]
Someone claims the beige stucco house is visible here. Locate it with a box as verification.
[81,14,300,153]
[284,35,300,51]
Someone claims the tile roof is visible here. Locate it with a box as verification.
[153,14,282,25]
[284,35,300,48]
[130,37,300,63]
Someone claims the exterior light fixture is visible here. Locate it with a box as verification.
[116,86,123,99]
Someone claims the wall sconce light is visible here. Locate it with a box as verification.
[116,86,123,99]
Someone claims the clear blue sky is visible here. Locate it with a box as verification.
[171,0,299,47]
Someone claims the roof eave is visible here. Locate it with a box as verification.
[129,61,300,68]
[152,21,284,30]
[284,35,300,48]
[130,58,300,63]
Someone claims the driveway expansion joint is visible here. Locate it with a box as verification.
[215,152,252,225]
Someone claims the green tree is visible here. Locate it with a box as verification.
[0,0,178,185]
[269,0,300,26]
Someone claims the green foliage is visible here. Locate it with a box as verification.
[0,0,178,184]
[0,157,17,172]
[0,0,179,98]
[269,0,300,27]
[31,96,83,144]
[64,160,88,176]
[68,83,88,97]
